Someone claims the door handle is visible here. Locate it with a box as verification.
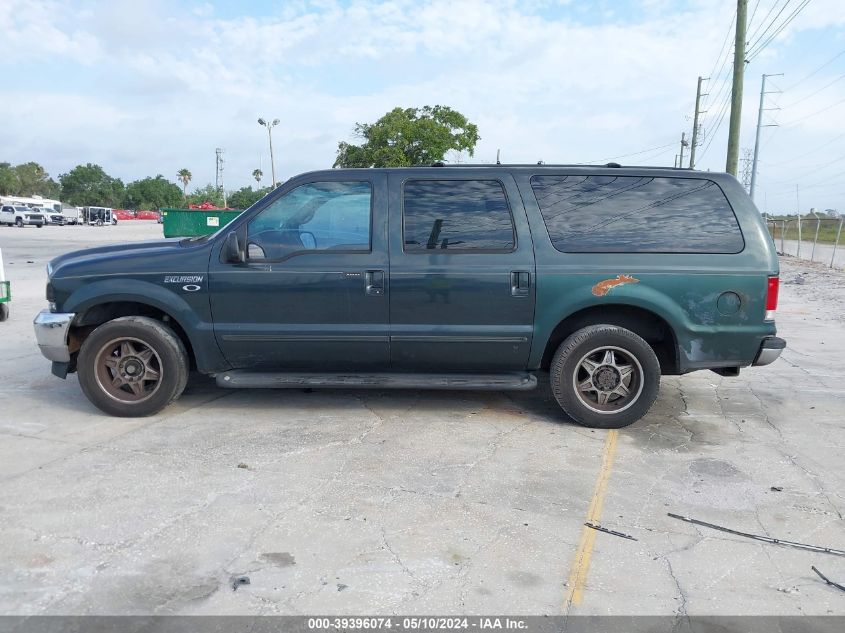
[365,270,384,296]
[511,271,530,297]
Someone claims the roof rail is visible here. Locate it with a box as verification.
[423,162,691,170]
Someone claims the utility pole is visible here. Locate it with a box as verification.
[678,132,689,168]
[749,72,783,201]
[726,0,748,176]
[689,76,708,169]
[215,147,227,208]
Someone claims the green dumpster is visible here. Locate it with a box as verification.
[161,208,243,238]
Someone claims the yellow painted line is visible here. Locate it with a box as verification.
[563,429,619,610]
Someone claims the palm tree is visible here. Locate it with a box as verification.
[177,168,192,201]
[252,169,263,187]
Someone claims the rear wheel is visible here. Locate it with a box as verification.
[550,325,660,429]
[0,303,8,322]
[77,316,188,417]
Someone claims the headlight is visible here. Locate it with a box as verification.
[46,282,55,302]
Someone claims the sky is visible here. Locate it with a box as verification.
[1,0,844,213]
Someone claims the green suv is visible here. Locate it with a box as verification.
[33,165,784,428]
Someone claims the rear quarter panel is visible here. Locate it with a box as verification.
[512,169,778,372]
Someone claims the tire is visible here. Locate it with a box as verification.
[0,303,8,322]
[550,324,660,429]
[36,223,43,228]
[15,218,23,227]
[77,316,189,417]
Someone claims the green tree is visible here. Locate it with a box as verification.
[0,162,17,195]
[177,168,192,201]
[14,162,61,198]
[124,175,183,210]
[228,185,271,210]
[334,105,480,168]
[59,163,125,207]
[187,183,225,208]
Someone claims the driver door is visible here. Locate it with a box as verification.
[208,173,389,370]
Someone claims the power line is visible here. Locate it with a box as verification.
[701,9,737,124]
[746,0,792,53]
[746,0,782,44]
[579,142,676,165]
[747,0,813,61]
[782,73,845,109]
[784,47,845,91]
[782,96,845,127]
[698,87,733,162]
[768,130,845,166]
[747,0,764,35]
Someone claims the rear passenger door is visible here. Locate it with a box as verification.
[387,172,535,371]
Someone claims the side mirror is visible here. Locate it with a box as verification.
[223,231,244,263]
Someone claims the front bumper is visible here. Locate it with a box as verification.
[33,310,75,362]
[752,336,786,366]
[21,217,44,226]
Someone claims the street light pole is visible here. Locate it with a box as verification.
[257,117,280,187]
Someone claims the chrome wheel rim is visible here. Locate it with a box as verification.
[94,337,163,404]
[572,346,644,414]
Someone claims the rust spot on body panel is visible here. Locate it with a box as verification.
[591,274,640,297]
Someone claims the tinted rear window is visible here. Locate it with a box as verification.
[530,175,744,253]
[403,180,515,251]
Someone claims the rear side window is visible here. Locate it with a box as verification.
[403,180,515,251]
[530,175,744,253]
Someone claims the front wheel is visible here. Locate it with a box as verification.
[550,325,660,429]
[15,218,23,227]
[77,316,189,417]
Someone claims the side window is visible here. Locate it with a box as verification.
[530,175,744,254]
[247,181,371,261]
[403,180,515,252]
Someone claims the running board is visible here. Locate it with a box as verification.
[216,371,537,391]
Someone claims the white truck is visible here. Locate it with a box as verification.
[0,204,45,227]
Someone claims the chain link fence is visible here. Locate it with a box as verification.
[766,216,845,269]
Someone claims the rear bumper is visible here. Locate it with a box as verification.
[753,336,786,366]
[33,310,75,362]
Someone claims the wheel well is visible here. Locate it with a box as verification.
[540,305,679,374]
[70,301,196,369]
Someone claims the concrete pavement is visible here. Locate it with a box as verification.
[0,223,843,615]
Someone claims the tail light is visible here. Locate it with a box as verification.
[765,275,779,321]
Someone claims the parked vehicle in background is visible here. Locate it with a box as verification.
[82,207,116,226]
[62,206,81,225]
[42,208,67,225]
[34,164,784,427]
[135,210,161,221]
[0,195,62,213]
[1,205,45,227]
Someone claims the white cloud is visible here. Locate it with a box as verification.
[0,0,843,211]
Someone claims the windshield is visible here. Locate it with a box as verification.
[14,206,30,212]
